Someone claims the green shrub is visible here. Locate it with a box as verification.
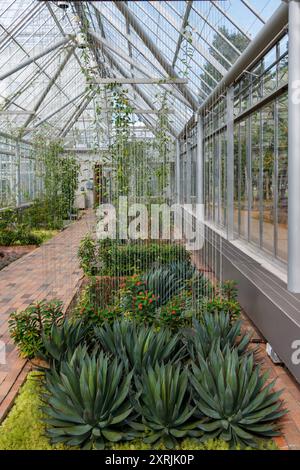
[0,372,278,451]
[8,300,64,358]
[77,234,97,275]
[78,239,191,276]
[187,313,251,360]
[201,297,241,321]
[190,346,287,448]
[132,363,202,448]
[94,320,184,373]
[43,349,135,449]
[0,227,43,246]
[102,242,190,276]
[40,319,90,367]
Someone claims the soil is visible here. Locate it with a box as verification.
[0,245,37,271]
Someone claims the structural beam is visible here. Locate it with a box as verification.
[288,0,300,292]
[28,91,87,132]
[178,1,288,139]
[175,139,181,204]
[226,87,234,241]
[21,46,74,133]
[114,0,198,111]
[60,92,95,138]
[172,0,193,67]
[100,108,174,114]
[196,115,204,206]
[0,37,71,81]
[87,26,192,109]
[150,1,227,75]
[92,77,188,85]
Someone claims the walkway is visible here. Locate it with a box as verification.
[0,210,95,421]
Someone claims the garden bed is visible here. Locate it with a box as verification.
[0,245,37,271]
[2,236,288,450]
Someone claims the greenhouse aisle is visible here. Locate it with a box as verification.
[0,210,95,420]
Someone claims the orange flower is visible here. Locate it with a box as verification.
[171,310,176,314]
[138,303,143,310]
[149,299,153,304]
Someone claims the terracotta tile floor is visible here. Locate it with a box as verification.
[0,210,95,421]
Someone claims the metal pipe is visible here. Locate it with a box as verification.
[0,37,71,81]
[288,0,300,292]
[114,0,198,111]
[199,2,288,114]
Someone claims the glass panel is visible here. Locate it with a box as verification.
[277,93,288,262]
[250,111,260,246]
[262,103,275,254]
[239,119,248,239]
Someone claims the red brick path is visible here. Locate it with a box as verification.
[0,210,95,421]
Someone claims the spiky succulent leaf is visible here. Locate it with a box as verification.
[190,347,287,448]
[94,319,185,373]
[133,362,203,448]
[43,347,136,449]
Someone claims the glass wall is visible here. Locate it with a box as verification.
[200,33,288,264]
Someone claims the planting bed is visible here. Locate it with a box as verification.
[0,236,292,451]
[0,245,37,272]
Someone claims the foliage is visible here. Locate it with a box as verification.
[39,319,90,368]
[0,227,42,246]
[187,313,251,360]
[118,275,158,322]
[221,280,238,301]
[43,349,134,450]
[132,363,202,449]
[94,320,184,374]
[8,300,64,358]
[190,347,287,448]
[158,291,193,329]
[201,297,241,322]
[77,234,97,275]
[142,261,195,307]
[0,372,67,450]
[78,237,191,276]
[0,208,17,231]
[24,138,79,229]
[0,372,277,450]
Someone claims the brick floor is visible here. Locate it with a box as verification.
[0,210,95,421]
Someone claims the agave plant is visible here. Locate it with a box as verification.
[190,346,287,447]
[142,261,196,307]
[43,348,135,449]
[131,362,203,448]
[39,318,90,367]
[94,319,184,373]
[187,312,251,360]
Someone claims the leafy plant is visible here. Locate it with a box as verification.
[221,280,238,301]
[132,363,202,448]
[201,297,241,321]
[187,313,251,360]
[94,320,184,374]
[190,347,287,448]
[142,261,195,307]
[39,319,90,367]
[77,234,97,275]
[43,348,134,449]
[118,275,158,322]
[8,300,64,358]
[158,291,192,329]
[97,240,190,276]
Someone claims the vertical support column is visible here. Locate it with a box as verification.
[15,141,21,207]
[288,0,300,292]
[186,138,192,204]
[175,139,181,204]
[196,114,204,205]
[226,86,234,240]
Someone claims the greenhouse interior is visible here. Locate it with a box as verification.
[0,0,300,453]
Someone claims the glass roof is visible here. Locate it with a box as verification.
[0,0,281,147]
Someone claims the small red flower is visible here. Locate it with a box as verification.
[138,303,143,310]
